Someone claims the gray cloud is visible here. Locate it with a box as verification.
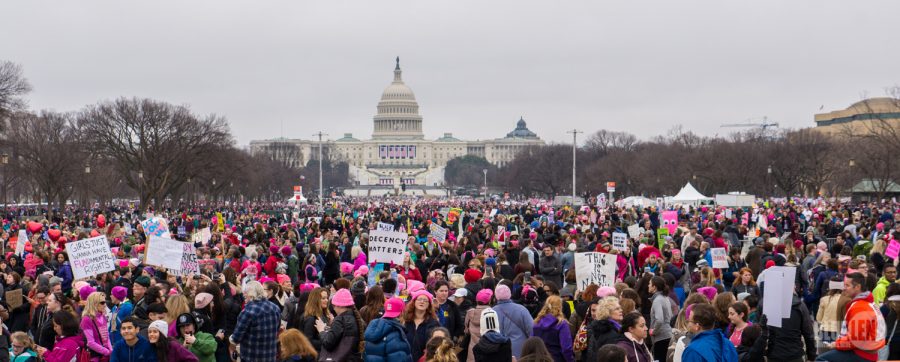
[3,0,898,145]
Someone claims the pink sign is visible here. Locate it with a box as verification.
[886,240,900,259]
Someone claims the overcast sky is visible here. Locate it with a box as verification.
[3,1,899,146]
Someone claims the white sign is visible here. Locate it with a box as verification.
[429,223,447,242]
[368,229,408,265]
[66,236,116,280]
[200,227,212,244]
[15,230,27,256]
[627,224,641,240]
[489,209,498,218]
[711,248,728,268]
[141,217,171,238]
[612,232,628,252]
[574,252,617,291]
[145,236,198,274]
[597,194,607,207]
[762,266,796,328]
[376,222,394,232]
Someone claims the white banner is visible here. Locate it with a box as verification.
[15,230,27,256]
[612,232,628,252]
[368,229,408,265]
[376,222,394,232]
[430,223,447,242]
[574,252,617,291]
[67,236,116,280]
[145,236,198,274]
[711,248,728,268]
[141,217,171,238]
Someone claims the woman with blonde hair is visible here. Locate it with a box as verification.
[279,328,318,362]
[80,292,112,362]
[165,295,191,336]
[424,336,458,362]
[532,295,573,362]
[9,331,38,362]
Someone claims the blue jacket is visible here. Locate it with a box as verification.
[56,262,73,293]
[110,335,157,362]
[681,329,738,362]
[109,300,134,346]
[364,318,412,362]
[492,300,534,358]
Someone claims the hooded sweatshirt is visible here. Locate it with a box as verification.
[681,329,738,362]
[834,291,886,361]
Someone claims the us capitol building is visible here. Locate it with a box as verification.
[250,58,544,196]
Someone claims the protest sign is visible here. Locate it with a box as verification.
[489,209,498,218]
[191,232,203,244]
[368,229,407,265]
[368,263,385,287]
[216,212,225,232]
[67,236,116,280]
[376,222,394,232]
[200,227,211,244]
[612,232,628,252]
[656,228,669,249]
[711,248,728,268]
[145,236,198,274]
[574,252,617,291]
[627,224,641,240]
[5,289,22,310]
[15,230,27,256]
[763,266,796,328]
[887,240,900,259]
[430,223,447,242]
[141,217,171,238]
[177,226,186,238]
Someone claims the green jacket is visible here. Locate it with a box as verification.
[178,331,217,362]
[873,276,893,304]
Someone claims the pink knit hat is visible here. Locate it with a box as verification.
[340,262,354,275]
[331,289,354,307]
[596,286,617,298]
[410,290,433,304]
[79,284,96,301]
[494,285,512,301]
[276,274,291,285]
[354,265,369,278]
[697,286,717,301]
[476,289,493,304]
[406,279,425,294]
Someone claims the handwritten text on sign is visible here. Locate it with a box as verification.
[711,247,728,268]
[368,229,408,265]
[67,236,116,280]
[141,217,171,238]
[146,236,198,274]
[430,223,447,242]
[574,252,617,291]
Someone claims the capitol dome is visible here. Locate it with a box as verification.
[373,57,424,140]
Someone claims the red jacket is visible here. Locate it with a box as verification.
[835,291,885,361]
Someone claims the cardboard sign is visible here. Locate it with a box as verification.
[612,232,628,252]
[145,236,198,274]
[574,252,618,291]
[711,248,728,268]
[376,222,395,232]
[368,230,408,265]
[5,289,22,310]
[763,266,796,328]
[66,236,116,280]
[627,224,641,240]
[886,240,900,260]
[429,223,447,242]
[141,217,171,238]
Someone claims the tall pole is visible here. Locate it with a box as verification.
[314,131,328,209]
[567,129,582,205]
[483,169,488,201]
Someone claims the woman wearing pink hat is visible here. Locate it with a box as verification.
[402,290,439,362]
[315,289,364,361]
[363,297,413,362]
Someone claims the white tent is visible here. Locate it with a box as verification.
[671,182,713,205]
[616,196,657,208]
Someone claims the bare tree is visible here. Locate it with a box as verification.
[838,93,900,199]
[0,61,32,121]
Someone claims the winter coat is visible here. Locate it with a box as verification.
[8,347,37,362]
[681,329,738,362]
[464,305,490,362]
[176,332,217,362]
[765,295,816,362]
[615,335,653,362]
[532,315,573,362]
[583,319,622,362]
[404,318,439,362]
[539,254,563,288]
[730,284,758,298]
[492,300,534,358]
[833,291,885,361]
[816,293,842,333]
[320,310,363,362]
[55,262,73,294]
[472,331,513,362]
[363,318,412,362]
[43,336,84,362]
[650,292,674,343]
[301,315,326,351]
[81,315,113,362]
[873,276,892,304]
[164,339,199,362]
[436,300,463,338]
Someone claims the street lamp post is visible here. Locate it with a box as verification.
[84,165,91,207]
[567,129,582,205]
[482,169,488,201]
[1,153,8,213]
[138,171,144,210]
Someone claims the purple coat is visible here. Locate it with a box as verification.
[43,335,84,362]
[166,340,199,362]
[532,315,574,362]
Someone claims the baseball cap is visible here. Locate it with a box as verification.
[449,288,468,301]
[383,297,404,319]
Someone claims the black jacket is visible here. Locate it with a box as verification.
[301,315,325,351]
[737,324,767,362]
[583,319,623,362]
[766,295,816,361]
[539,254,563,288]
[320,310,363,362]
[473,331,513,362]
[404,318,439,362]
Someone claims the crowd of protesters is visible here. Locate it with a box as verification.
[0,196,896,362]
